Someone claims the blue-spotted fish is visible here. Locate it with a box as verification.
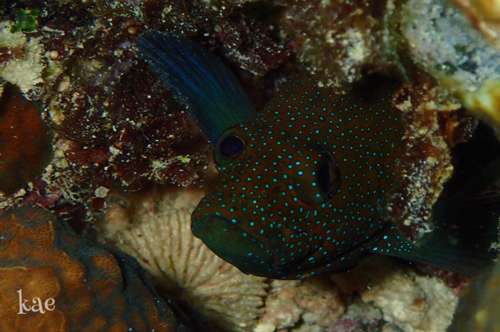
[138,31,495,279]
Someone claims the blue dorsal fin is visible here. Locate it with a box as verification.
[137,31,255,143]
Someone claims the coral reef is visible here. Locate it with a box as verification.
[102,188,463,332]
[387,79,475,241]
[359,267,457,332]
[102,188,268,332]
[0,1,496,332]
[42,11,209,198]
[0,206,184,332]
[332,258,459,332]
[0,0,289,223]
[0,0,475,232]
[253,257,460,332]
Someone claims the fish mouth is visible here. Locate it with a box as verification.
[192,214,299,278]
[192,213,386,278]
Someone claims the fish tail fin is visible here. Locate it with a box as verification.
[137,31,255,142]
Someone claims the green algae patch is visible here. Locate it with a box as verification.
[11,8,40,33]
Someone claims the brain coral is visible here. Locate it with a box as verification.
[102,189,268,332]
[0,206,185,332]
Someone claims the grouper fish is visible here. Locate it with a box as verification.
[137,31,495,279]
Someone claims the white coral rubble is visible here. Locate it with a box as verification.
[0,21,44,93]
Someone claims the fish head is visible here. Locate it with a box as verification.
[191,120,372,278]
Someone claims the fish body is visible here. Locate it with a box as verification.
[138,31,492,279]
[190,78,412,278]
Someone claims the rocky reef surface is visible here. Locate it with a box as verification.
[0,1,498,331]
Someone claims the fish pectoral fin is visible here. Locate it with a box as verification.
[371,226,496,276]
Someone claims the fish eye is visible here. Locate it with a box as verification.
[316,153,340,198]
[218,134,245,158]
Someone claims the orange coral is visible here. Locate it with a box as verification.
[0,84,51,194]
[0,207,183,332]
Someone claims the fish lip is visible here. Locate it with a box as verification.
[192,214,381,278]
[191,214,269,263]
[192,213,256,241]
[192,214,308,278]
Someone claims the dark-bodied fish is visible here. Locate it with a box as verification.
[137,31,495,279]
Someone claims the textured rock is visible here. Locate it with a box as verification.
[254,277,345,332]
[387,81,463,241]
[329,257,460,332]
[279,0,381,87]
[398,0,500,133]
[360,270,458,332]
